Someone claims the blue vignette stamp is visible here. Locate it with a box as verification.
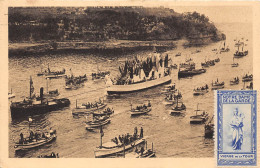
[216,90,257,166]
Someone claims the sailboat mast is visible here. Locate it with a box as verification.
[196,104,199,115]
[29,76,33,99]
[46,78,49,94]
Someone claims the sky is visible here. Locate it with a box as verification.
[171,6,252,23]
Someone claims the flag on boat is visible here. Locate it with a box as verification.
[100,126,104,137]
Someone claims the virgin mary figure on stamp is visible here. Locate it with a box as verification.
[230,108,245,150]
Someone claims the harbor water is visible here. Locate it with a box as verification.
[8,22,252,158]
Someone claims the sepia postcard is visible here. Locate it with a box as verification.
[0,1,259,168]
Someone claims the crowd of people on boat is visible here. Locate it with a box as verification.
[179,62,195,69]
[232,77,240,82]
[166,92,182,101]
[92,71,110,79]
[115,53,170,85]
[212,78,224,86]
[83,99,104,109]
[194,84,209,91]
[65,74,87,86]
[38,152,59,158]
[247,82,253,89]
[133,102,151,111]
[111,127,144,145]
[242,74,253,81]
[201,60,215,67]
[103,107,114,114]
[18,130,50,144]
[165,84,175,91]
[46,68,66,75]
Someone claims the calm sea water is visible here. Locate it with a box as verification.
[8,23,252,158]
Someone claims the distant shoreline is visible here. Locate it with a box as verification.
[9,40,177,56]
[8,37,223,57]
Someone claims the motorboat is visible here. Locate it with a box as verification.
[190,104,209,124]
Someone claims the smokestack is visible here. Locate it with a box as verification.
[40,87,44,104]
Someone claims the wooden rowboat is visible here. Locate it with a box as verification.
[14,130,56,151]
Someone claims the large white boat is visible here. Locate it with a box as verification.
[105,52,172,94]
[106,75,171,94]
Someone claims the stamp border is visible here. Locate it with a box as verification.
[216,90,257,166]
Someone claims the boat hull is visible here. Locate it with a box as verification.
[205,127,214,139]
[10,98,70,119]
[14,135,56,151]
[72,104,107,115]
[178,69,206,78]
[170,111,184,116]
[193,90,208,96]
[106,75,171,94]
[85,119,111,130]
[131,108,151,116]
[211,85,224,90]
[94,137,146,158]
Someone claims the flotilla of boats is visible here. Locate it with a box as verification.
[10,40,252,157]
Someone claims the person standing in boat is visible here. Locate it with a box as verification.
[19,133,24,144]
[134,127,138,139]
[29,131,34,141]
[140,146,144,155]
[140,127,143,138]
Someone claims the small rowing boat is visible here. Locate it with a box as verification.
[85,119,111,130]
[193,84,209,96]
[242,74,253,82]
[170,98,186,116]
[230,77,239,85]
[211,79,224,90]
[93,107,114,117]
[72,100,107,115]
[175,52,181,57]
[130,101,151,116]
[14,129,56,151]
